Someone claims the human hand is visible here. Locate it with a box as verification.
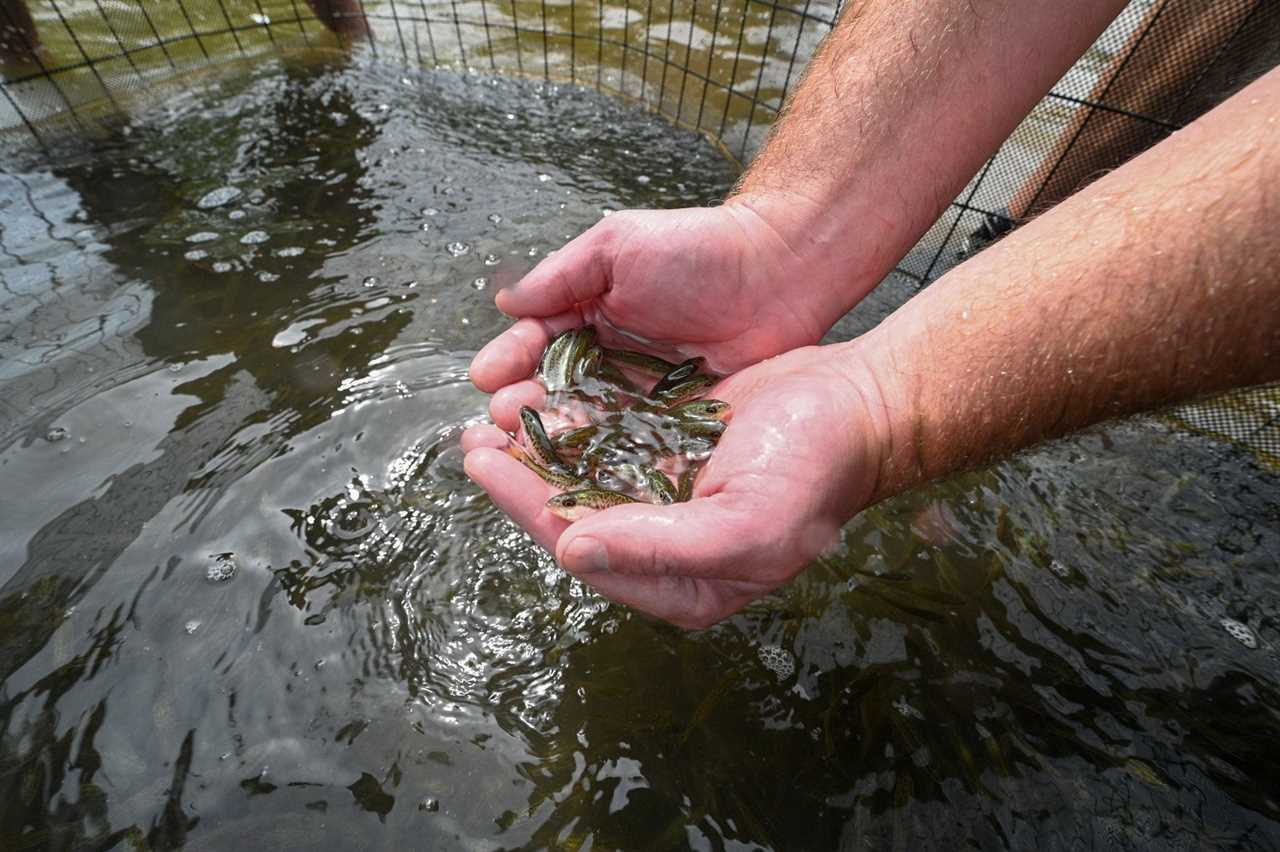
[462,342,890,628]
[468,194,874,394]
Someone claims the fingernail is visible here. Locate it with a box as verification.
[563,537,609,574]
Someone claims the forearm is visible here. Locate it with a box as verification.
[729,0,1126,321]
[853,67,1280,502]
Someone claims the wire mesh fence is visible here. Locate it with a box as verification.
[1,0,1276,466]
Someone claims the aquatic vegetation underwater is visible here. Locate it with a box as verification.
[1,56,1278,850]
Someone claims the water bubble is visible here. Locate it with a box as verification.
[184,620,201,634]
[274,246,305,258]
[446,241,471,257]
[256,271,280,283]
[186,231,219,244]
[314,659,326,671]
[483,253,499,266]
[419,222,431,232]
[403,280,418,288]
[240,230,270,245]
[184,249,209,261]
[471,277,488,290]
[1220,618,1258,649]
[211,261,234,273]
[757,644,795,680]
[527,247,538,257]
[196,186,242,209]
[1048,559,1071,578]
[487,213,502,224]
[418,798,440,812]
[506,113,516,120]
[167,363,183,373]
[206,553,238,583]
[537,173,551,182]
[420,207,439,216]
[636,175,650,184]
[45,426,68,442]
[362,275,379,287]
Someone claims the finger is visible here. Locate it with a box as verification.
[463,448,569,552]
[489,381,548,432]
[469,313,580,393]
[461,423,512,453]
[494,220,618,317]
[553,495,779,582]
[572,573,770,630]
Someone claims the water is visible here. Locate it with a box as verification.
[2,56,1279,850]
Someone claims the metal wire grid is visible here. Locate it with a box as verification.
[0,0,1277,467]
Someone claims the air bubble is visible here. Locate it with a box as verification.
[420,207,439,216]
[487,213,502,224]
[757,644,795,680]
[637,175,650,184]
[196,186,242,209]
[537,173,551,182]
[274,246,304,258]
[228,209,246,220]
[184,249,208,261]
[418,798,440,812]
[184,620,201,634]
[362,275,379,287]
[46,426,68,442]
[256,271,280,283]
[1220,618,1258,649]
[240,230,270,245]
[446,242,471,257]
[483,253,499,266]
[206,553,238,583]
[186,231,219,244]
[1049,559,1070,578]
[212,261,233,273]
[471,277,488,290]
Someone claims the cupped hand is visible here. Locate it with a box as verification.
[469,195,860,393]
[462,343,890,628]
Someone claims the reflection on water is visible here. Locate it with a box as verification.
[1,56,1279,851]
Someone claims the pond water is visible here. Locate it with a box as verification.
[1,56,1278,850]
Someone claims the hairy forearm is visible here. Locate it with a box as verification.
[854,66,1280,502]
[729,0,1126,320]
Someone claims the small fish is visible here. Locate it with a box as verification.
[674,418,726,440]
[666,399,731,421]
[654,374,717,405]
[552,424,599,451]
[566,326,598,382]
[546,488,639,521]
[603,348,692,377]
[507,446,588,490]
[643,468,677,504]
[676,465,699,502]
[650,357,705,396]
[519,406,572,473]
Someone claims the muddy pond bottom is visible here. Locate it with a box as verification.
[2,55,1279,850]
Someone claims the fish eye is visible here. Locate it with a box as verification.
[563,498,577,507]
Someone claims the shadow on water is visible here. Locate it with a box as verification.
[1,53,1279,852]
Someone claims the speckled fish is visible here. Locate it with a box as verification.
[546,488,640,520]
[650,357,705,395]
[507,446,589,489]
[566,326,598,382]
[654,374,717,405]
[676,465,699,502]
[552,424,599,452]
[603,348,692,377]
[674,417,726,439]
[666,399,731,421]
[519,406,573,473]
[643,468,677,504]
[538,329,577,392]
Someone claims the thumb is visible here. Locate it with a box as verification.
[554,494,795,583]
[495,219,619,317]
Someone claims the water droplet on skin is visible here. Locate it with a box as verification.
[184,620,201,634]
[446,242,471,257]
[487,213,502,224]
[483,253,499,266]
[186,231,219,244]
[184,249,209,261]
[471,277,488,290]
[196,186,242,209]
[206,553,238,583]
[45,426,68,442]
[240,230,269,245]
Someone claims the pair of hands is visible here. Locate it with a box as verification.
[462,200,890,628]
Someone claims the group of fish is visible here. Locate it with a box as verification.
[505,325,731,520]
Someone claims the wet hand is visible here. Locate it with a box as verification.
[468,197,853,393]
[462,344,888,628]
